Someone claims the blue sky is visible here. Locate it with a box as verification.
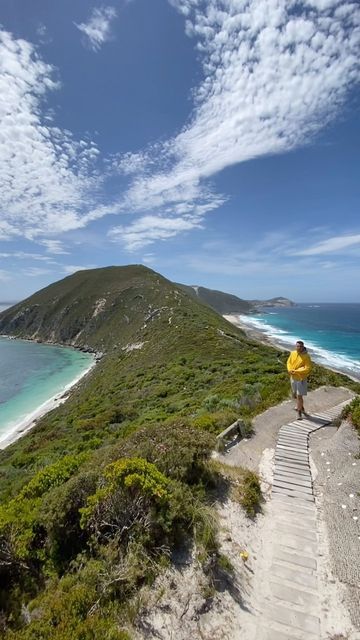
[0,0,359,303]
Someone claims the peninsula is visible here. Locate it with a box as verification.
[0,265,358,640]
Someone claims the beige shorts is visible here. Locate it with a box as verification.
[291,378,308,396]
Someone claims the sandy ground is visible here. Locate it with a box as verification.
[311,420,360,634]
[0,359,96,450]
[223,313,286,350]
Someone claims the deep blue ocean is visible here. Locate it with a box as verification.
[238,303,360,380]
[0,327,94,446]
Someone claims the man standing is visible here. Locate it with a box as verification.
[287,340,312,420]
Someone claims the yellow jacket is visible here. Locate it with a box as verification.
[287,350,311,381]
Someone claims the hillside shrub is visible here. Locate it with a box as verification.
[342,396,360,434]
[40,470,99,571]
[191,410,238,434]
[3,559,132,640]
[236,470,262,517]
[19,453,89,500]
[99,420,214,485]
[0,454,90,569]
[209,461,262,518]
[80,458,171,547]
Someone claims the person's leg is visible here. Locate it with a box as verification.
[299,380,308,415]
[297,394,304,412]
[297,395,303,419]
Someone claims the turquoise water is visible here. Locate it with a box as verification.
[0,336,94,445]
[238,303,360,380]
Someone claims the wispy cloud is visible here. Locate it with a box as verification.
[40,240,69,255]
[0,29,100,241]
[62,264,97,274]
[0,1,359,253]
[165,229,360,285]
[109,0,360,248]
[36,23,52,45]
[22,267,52,277]
[75,6,117,51]
[108,213,205,250]
[291,233,360,256]
[0,251,54,261]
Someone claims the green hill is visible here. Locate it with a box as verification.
[177,284,253,314]
[0,265,357,639]
[0,265,182,351]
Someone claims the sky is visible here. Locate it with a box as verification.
[0,0,359,303]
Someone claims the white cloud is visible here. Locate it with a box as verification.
[0,250,53,261]
[1,1,359,253]
[0,29,100,241]
[36,23,51,45]
[291,233,360,255]
[40,240,69,254]
[108,0,360,248]
[22,267,52,277]
[75,7,117,51]
[109,214,204,250]
[62,264,97,274]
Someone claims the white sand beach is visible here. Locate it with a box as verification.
[0,359,96,450]
[223,313,287,350]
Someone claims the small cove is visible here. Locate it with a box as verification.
[0,336,94,447]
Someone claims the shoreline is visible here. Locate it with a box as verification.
[223,313,288,351]
[223,313,360,383]
[0,359,96,451]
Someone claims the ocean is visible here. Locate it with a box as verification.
[238,303,360,381]
[0,335,94,447]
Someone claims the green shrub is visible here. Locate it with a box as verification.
[237,471,262,517]
[3,559,132,639]
[40,470,98,571]
[80,458,171,545]
[342,396,360,433]
[191,410,238,434]
[98,420,214,485]
[19,453,89,500]
[0,454,90,568]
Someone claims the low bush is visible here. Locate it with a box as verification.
[208,461,262,518]
[98,420,214,485]
[237,470,262,517]
[191,410,238,434]
[80,458,171,546]
[40,470,98,571]
[19,453,89,500]
[342,396,360,434]
[0,455,92,572]
[3,559,132,640]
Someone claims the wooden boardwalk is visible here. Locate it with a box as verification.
[257,400,351,640]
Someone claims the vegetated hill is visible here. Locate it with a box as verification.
[0,266,357,639]
[177,283,254,314]
[177,284,294,314]
[0,265,187,352]
[251,296,295,308]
